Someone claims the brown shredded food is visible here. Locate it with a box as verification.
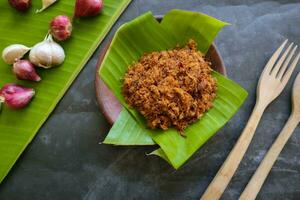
[122,39,217,133]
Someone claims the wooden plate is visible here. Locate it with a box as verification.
[95,17,227,125]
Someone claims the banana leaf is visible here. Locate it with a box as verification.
[0,0,132,183]
[104,73,247,168]
[103,109,155,145]
[148,72,247,168]
[99,10,248,168]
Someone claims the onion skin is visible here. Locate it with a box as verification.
[74,0,103,18]
[0,83,35,109]
[50,15,73,41]
[9,0,31,12]
[13,60,41,82]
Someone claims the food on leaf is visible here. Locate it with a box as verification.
[36,0,57,13]
[29,34,65,68]
[0,83,35,109]
[9,0,31,12]
[50,15,72,41]
[13,60,41,81]
[99,10,246,169]
[2,44,30,65]
[74,0,103,18]
[123,40,217,133]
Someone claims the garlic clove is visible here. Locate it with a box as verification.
[36,0,57,13]
[29,42,53,68]
[13,60,41,81]
[0,83,35,109]
[29,34,65,68]
[2,44,31,65]
[49,44,65,66]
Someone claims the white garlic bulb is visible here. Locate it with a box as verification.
[29,34,65,69]
[2,44,30,64]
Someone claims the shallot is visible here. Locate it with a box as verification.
[13,60,41,81]
[9,0,31,12]
[74,0,103,18]
[50,15,72,41]
[0,83,35,109]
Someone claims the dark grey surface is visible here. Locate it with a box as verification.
[0,0,300,199]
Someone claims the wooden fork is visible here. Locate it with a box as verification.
[239,72,300,200]
[200,40,300,200]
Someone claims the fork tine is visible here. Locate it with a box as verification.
[271,42,293,76]
[281,52,300,84]
[277,45,298,79]
[263,39,288,74]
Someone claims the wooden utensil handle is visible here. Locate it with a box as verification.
[200,103,265,200]
[239,114,299,200]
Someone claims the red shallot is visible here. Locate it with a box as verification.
[9,0,31,12]
[50,15,72,41]
[74,0,103,18]
[13,60,41,81]
[0,84,35,109]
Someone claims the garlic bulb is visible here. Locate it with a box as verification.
[36,0,57,13]
[2,44,30,64]
[29,34,65,69]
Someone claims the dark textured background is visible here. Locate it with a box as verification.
[0,0,300,199]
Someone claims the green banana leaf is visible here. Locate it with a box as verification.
[148,72,247,168]
[104,72,247,168]
[103,109,155,145]
[99,10,248,168]
[0,0,132,183]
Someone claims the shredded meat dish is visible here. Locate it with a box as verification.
[122,40,217,133]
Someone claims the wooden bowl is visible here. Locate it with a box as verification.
[95,17,227,125]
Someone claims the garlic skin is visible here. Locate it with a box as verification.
[36,0,57,13]
[13,60,41,81]
[0,83,35,109]
[2,44,31,64]
[29,34,65,68]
